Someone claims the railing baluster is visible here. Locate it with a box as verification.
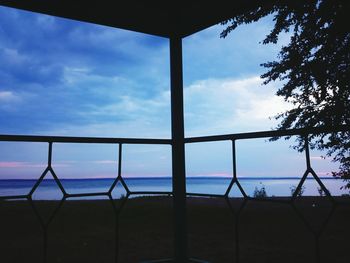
[304,136,311,170]
[115,143,122,263]
[48,142,52,168]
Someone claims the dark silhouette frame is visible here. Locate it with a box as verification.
[0,1,349,262]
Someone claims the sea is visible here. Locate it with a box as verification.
[0,177,348,200]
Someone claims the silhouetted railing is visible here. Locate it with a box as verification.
[0,125,349,263]
[186,125,349,263]
[0,135,173,263]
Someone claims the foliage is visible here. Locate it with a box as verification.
[253,183,268,198]
[290,185,305,197]
[222,0,350,188]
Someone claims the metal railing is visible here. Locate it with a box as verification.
[185,125,349,263]
[0,125,349,263]
[0,135,173,263]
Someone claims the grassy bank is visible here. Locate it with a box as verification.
[0,196,349,263]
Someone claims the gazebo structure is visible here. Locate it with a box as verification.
[0,1,347,263]
[0,1,261,262]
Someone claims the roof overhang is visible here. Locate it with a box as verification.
[0,0,260,38]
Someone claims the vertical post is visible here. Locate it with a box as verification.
[170,36,188,262]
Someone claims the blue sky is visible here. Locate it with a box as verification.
[0,6,337,180]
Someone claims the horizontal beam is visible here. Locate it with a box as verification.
[129,191,173,196]
[0,125,348,145]
[0,195,27,200]
[186,192,225,198]
[185,125,349,143]
[66,192,109,198]
[0,134,171,145]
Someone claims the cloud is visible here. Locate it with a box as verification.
[182,20,284,83]
[35,14,56,30]
[184,76,291,136]
[0,161,73,168]
[1,48,27,65]
[0,5,172,134]
[86,91,170,119]
[93,160,117,165]
[0,161,46,168]
[0,8,309,179]
[42,120,170,139]
[34,75,289,139]
[0,6,287,139]
[0,90,22,112]
[0,91,19,101]
[187,172,232,178]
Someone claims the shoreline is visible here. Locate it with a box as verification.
[1,177,349,200]
[2,194,350,202]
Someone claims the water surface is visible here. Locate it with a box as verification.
[0,177,348,200]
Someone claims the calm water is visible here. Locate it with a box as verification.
[0,177,348,200]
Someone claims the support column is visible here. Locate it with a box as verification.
[170,36,188,262]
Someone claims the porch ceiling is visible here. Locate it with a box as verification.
[0,0,259,38]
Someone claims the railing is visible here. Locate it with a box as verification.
[0,135,173,263]
[186,125,349,263]
[0,125,349,263]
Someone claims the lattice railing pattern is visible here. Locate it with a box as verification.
[184,126,349,263]
[0,126,349,263]
[0,136,172,263]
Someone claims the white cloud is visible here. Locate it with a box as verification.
[0,161,69,168]
[41,75,289,140]
[238,91,289,120]
[184,76,291,136]
[41,119,170,139]
[93,160,117,164]
[63,66,126,87]
[0,90,13,99]
[86,91,170,118]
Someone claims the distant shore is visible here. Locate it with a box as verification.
[1,177,348,200]
[0,176,344,179]
[0,196,349,263]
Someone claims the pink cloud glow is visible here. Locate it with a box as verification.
[0,161,70,168]
[187,172,232,178]
[93,160,117,164]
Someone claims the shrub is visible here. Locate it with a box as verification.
[290,185,305,197]
[253,183,268,198]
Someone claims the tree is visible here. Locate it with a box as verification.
[221,0,350,189]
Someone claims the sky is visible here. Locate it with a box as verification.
[0,6,338,180]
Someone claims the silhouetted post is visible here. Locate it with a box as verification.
[170,36,188,262]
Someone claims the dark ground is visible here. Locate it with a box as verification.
[0,196,349,263]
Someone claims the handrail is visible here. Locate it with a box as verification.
[185,125,349,143]
[1,125,348,144]
[0,134,171,144]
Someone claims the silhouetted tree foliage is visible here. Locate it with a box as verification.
[222,0,350,189]
[253,183,268,198]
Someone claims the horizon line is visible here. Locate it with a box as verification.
[0,176,338,180]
